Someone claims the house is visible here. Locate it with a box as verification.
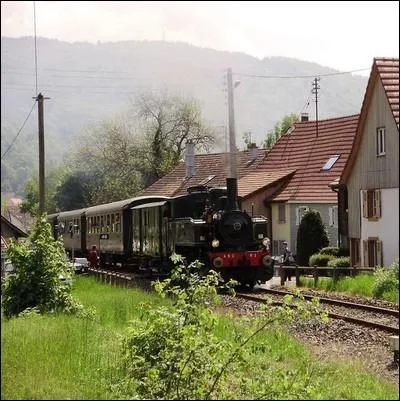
[339,58,399,267]
[142,113,358,258]
[252,114,359,256]
[1,212,28,241]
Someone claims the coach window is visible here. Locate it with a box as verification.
[115,213,120,233]
[99,215,103,232]
[111,214,115,232]
[106,214,110,231]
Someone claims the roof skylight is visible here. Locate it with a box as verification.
[322,155,340,171]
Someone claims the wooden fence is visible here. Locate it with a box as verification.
[278,265,376,286]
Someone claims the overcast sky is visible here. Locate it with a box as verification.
[1,1,399,76]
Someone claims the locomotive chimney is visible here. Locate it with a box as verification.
[225,177,239,211]
[184,139,195,178]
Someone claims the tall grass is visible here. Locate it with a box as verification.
[300,274,399,303]
[2,275,398,399]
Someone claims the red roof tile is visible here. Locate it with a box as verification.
[342,58,399,182]
[141,149,266,197]
[237,169,295,198]
[376,58,399,126]
[256,114,359,201]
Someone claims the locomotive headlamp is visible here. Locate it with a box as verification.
[211,239,220,248]
[262,237,270,247]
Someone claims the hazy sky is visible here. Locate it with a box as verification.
[1,1,399,76]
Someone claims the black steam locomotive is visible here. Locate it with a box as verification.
[48,178,274,288]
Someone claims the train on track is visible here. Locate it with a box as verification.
[48,178,274,288]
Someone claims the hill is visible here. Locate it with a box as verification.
[1,37,368,196]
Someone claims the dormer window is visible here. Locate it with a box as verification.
[321,155,340,171]
[376,127,385,156]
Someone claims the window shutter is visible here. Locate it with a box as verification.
[329,207,333,227]
[376,240,383,267]
[375,190,381,218]
[363,240,368,267]
[362,190,368,218]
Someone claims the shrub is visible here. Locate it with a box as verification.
[372,260,399,299]
[296,210,329,267]
[327,257,351,268]
[1,214,83,318]
[309,253,334,267]
[117,254,328,400]
[320,247,340,257]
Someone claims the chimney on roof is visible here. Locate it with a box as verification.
[184,139,195,178]
[248,142,259,162]
[301,113,309,122]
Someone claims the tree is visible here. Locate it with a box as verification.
[296,210,329,266]
[69,118,144,205]
[20,166,68,216]
[133,91,216,185]
[262,113,300,150]
[1,215,80,318]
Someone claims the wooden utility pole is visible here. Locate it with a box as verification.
[33,92,50,214]
[312,77,320,137]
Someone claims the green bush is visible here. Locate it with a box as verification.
[372,260,399,299]
[117,253,328,400]
[1,214,83,318]
[320,247,340,257]
[296,210,329,267]
[309,253,334,267]
[327,257,351,268]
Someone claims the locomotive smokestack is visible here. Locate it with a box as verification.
[225,177,239,211]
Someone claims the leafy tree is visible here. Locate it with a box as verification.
[69,118,144,205]
[133,91,216,185]
[20,166,67,216]
[1,215,83,318]
[296,210,329,267]
[262,113,300,150]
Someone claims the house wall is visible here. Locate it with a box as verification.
[361,188,399,266]
[347,79,399,239]
[271,202,290,243]
[288,202,339,255]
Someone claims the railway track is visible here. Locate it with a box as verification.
[87,268,399,334]
[235,291,399,335]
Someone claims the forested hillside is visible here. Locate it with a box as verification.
[1,37,368,196]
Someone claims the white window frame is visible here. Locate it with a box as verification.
[377,127,385,156]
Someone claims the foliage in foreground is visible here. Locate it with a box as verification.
[1,215,85,318]
[117,254,328,400]
[372,259,399,299]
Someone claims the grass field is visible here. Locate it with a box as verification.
[299,274,399,303]
[1,275,398,400]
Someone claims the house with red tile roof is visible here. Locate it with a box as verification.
[339,58,399,267]
[142,113,359,258]
[254,114,359,256]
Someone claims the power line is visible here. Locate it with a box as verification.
[1,101,36,160]
[234,67,370,79]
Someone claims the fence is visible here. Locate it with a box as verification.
[278,265,376,286]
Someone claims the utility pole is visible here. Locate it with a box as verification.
[312,77,320,137]
[33,92,50,214]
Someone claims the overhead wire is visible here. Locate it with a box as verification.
[1,101,37,160]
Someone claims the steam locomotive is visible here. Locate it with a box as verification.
[48,178,274,288]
